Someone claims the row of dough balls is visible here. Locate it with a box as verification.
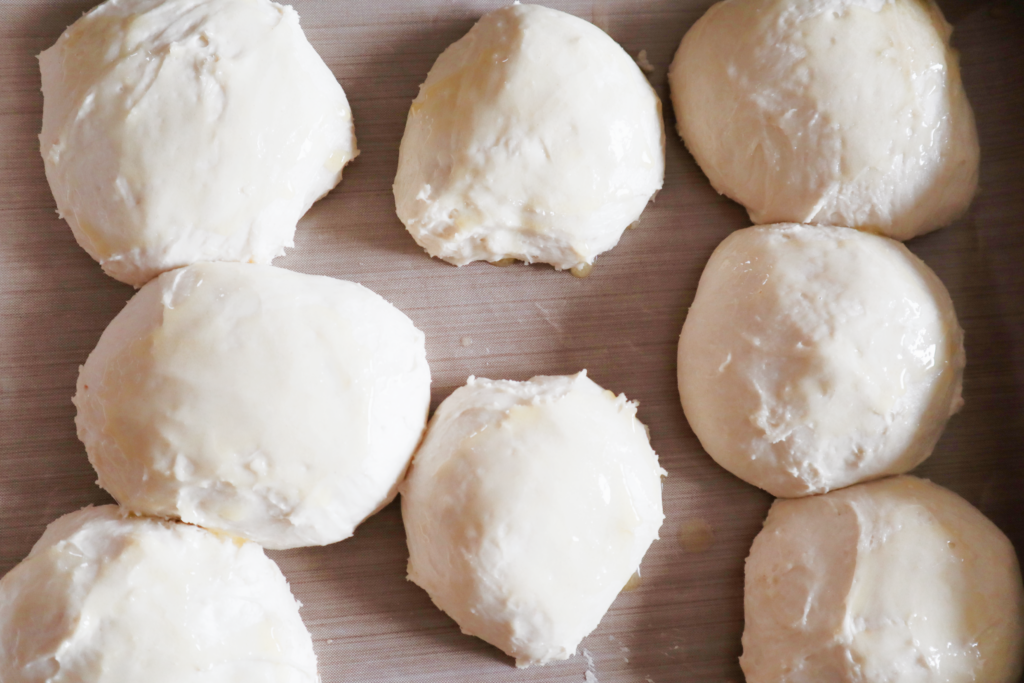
[38,0,663,286]
[669,3,1021,682]
[0,261,667,676]
[676,224,1022,681]
[39,0,978,287]
[4,479,1019,681]
[691,226,1024,677]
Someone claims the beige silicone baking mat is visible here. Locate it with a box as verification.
[1,0,1022,680]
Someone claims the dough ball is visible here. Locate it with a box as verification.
[39,0,358,287]
[401,372,665,667]
[74,262,430,549]
[393,4,664,271]
[0,505,317,683]
[742,476,1024,683]
[669,0,978,240]
[678,224,964,497]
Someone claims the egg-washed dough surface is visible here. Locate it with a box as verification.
[742,476,1024,683]
[678,224,965,498]
[39,0,359,286]
[74,262,430,550]
[394,3,665,271]
[0,1,1021,682]
[0,505,318,683]
[669,0,979,240]
[402,372,666,667]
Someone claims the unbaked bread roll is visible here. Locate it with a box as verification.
[74,262,430,549]
[742,476,1024,683]
[0,505,318,683]
[39,0,358,287]
[401,372,665,667]
[669,0,978,240]
[678,224,964,497]
[394,4,664,272]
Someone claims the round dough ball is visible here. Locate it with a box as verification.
[0,505,318,683]
[401,372,665,667]
[678,224,964,497]
[39,0,359,287]
[393,4,664,271]
[742,476,1024,683]
[74,262,430,549]
[669,0,978,240]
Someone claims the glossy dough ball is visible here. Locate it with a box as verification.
[678,224,964,497]
[39,0,358,286]
[742,476,1024,683]
[394,4,664,271]
[74,263,430,549]
[401,372,665,667]
[0,505,318,683]
[669,0,978,240]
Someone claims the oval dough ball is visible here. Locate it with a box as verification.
[669,0,978,240]
[393,4,664,271]
[39,0,359,287]
[677,224,964,497]
[0,505,318,683]
[401,372,666,667]
[742,476,1024,683]
[74,262,430,549]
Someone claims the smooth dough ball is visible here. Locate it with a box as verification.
[0,505,318,683]
[39,0,359,287]
[678,224,964,498]
[401,372,665,667]
[669,0,978,240]
[393,4,664,271]
[74,262,430,549]
[742,476,1024,683]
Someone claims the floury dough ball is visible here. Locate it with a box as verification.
[678,224,964,498]
[393,4,664,273]
[74,262,430,549]
[401,372,666,667]
[39,0,358,287]
[741,476,1024,683]
[0,505,318,683]
[669,0,979,240]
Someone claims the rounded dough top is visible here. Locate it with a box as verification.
[394,3,664,271]
[669,0,978,240]
[39,0,359,287]
[742,476,1024,683]
[74,262,430,549]
[0,505,317,683]
[401,372,666,667]
[678,224,964,497]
